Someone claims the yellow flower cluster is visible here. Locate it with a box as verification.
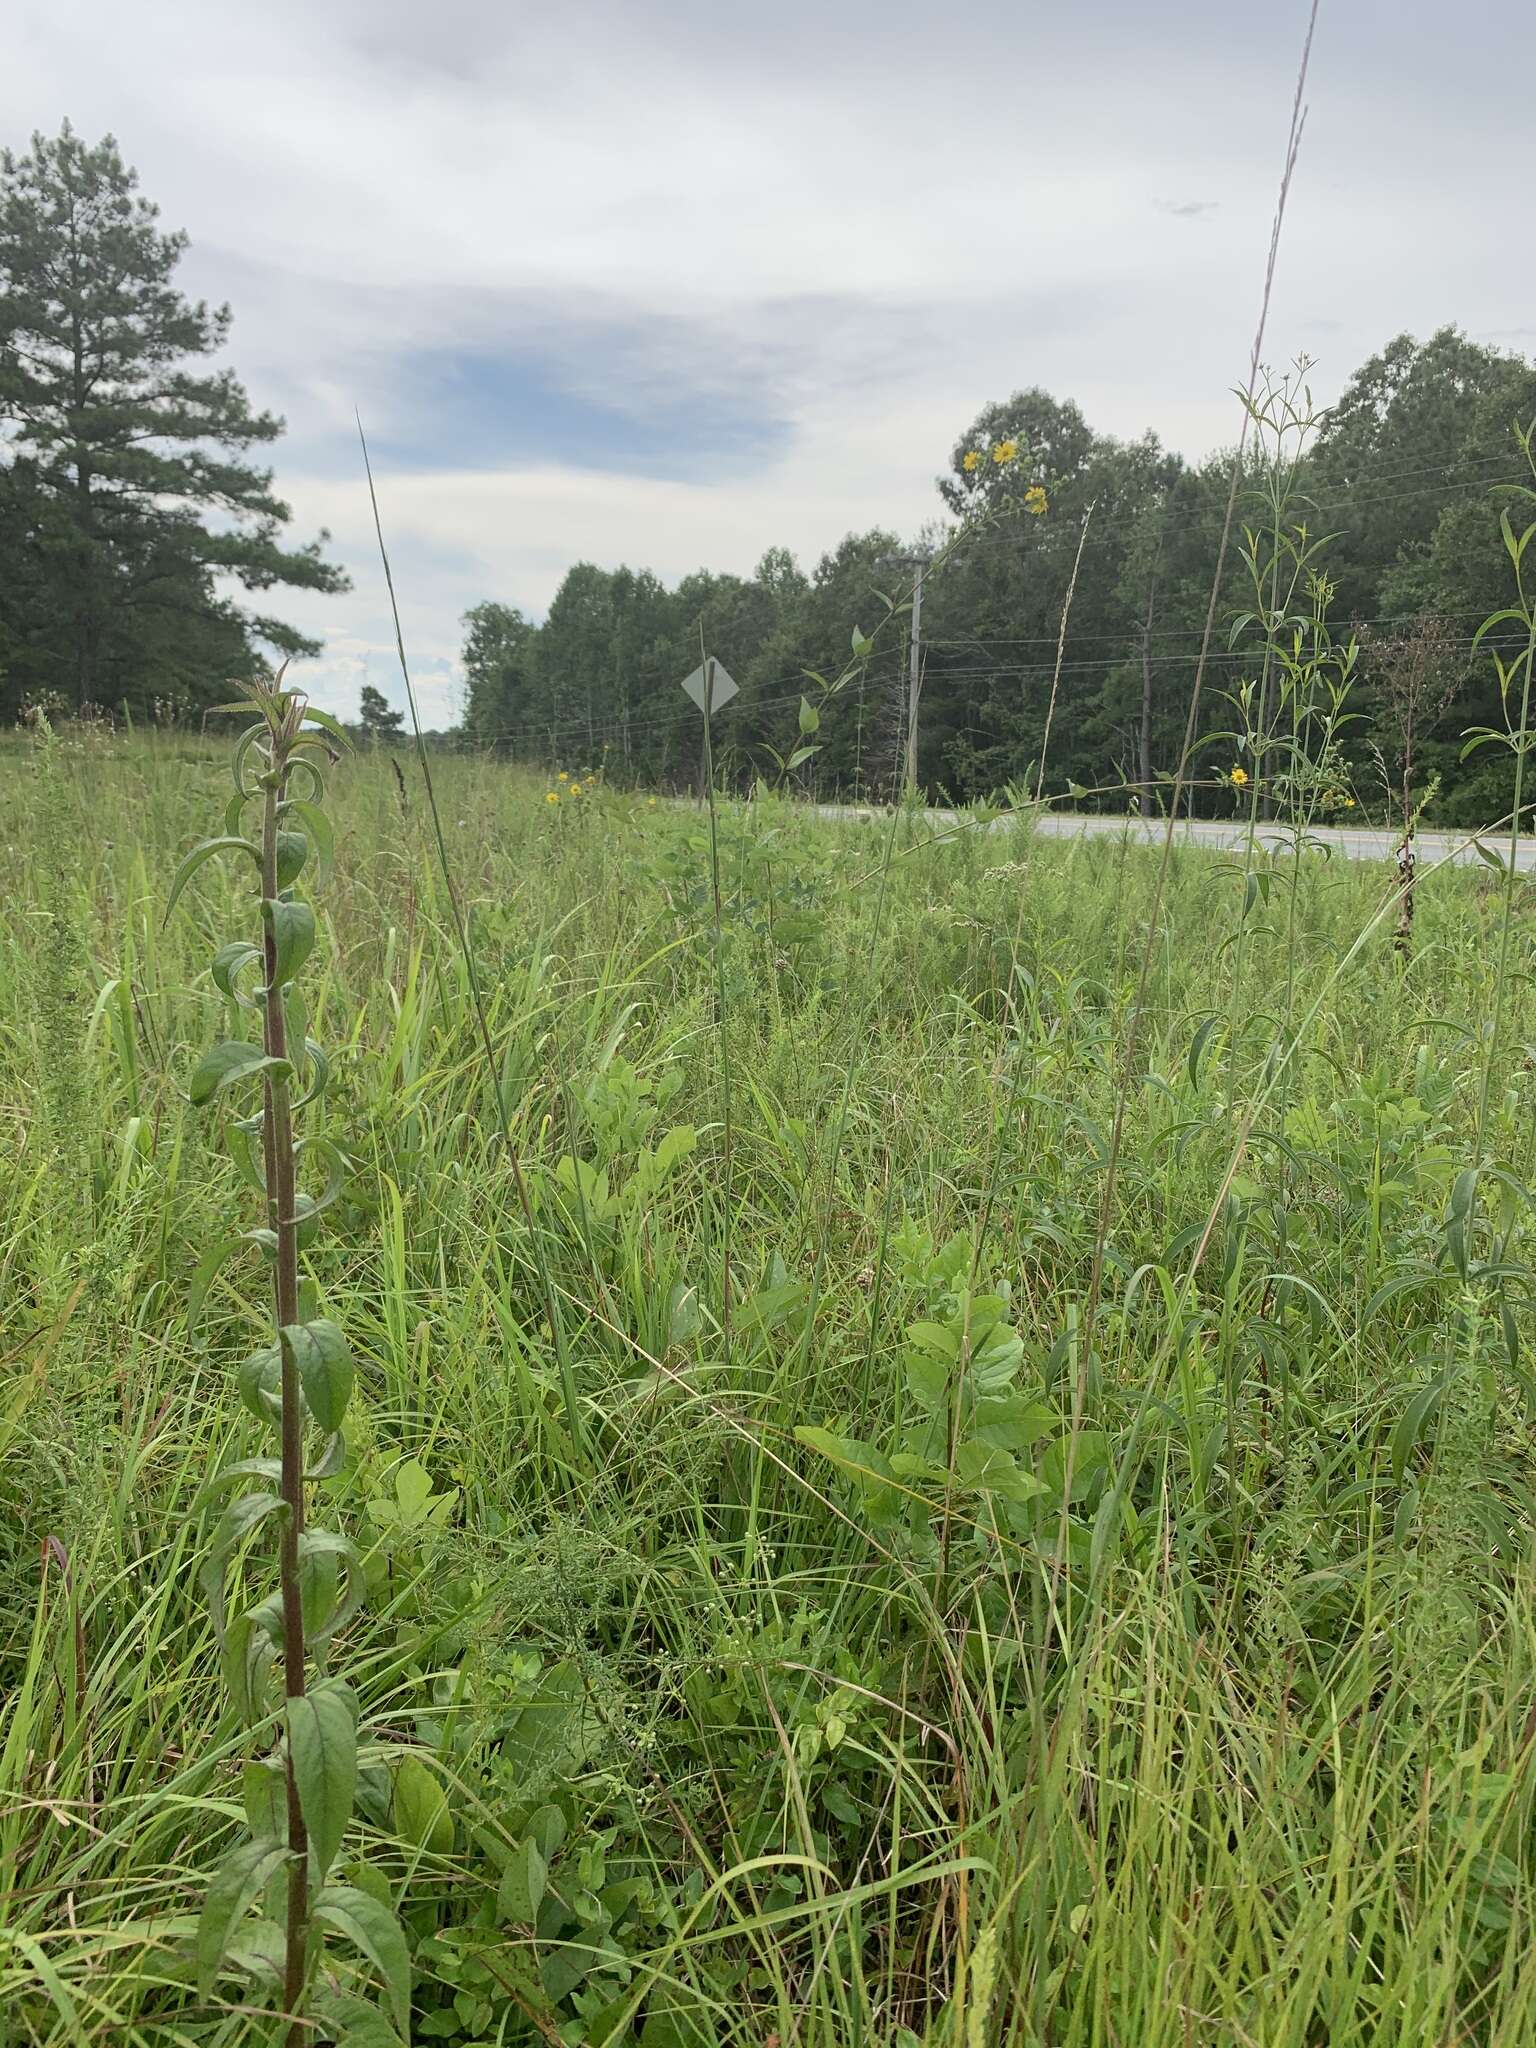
[964,439,1022,473]
[1024,485,1048,516]
[546,770,595,805]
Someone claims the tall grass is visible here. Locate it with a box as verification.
[4,713,1536,2043]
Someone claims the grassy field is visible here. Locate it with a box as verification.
[5,729,1536,2046]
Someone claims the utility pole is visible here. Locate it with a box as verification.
[883,549,931,798]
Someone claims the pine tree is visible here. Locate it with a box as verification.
[0,124,345,718]
[357,683,405,741]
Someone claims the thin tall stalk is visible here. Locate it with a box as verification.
[1080,0,1318,1357]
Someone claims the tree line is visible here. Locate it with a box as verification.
[4,125,1532,825]
[461,333,1536,827]
[0,125,343,724]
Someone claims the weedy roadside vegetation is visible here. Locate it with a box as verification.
[4,407,1536,2041]
[8,38,1536,2033]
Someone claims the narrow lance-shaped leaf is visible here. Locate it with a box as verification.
[196,1838,291,1993]
[280,798,336,885]
[299,1528,366,1644]
[164,836,261,923]
[314,1887,411,2035]
[209,1490,290,1564]
[301,704,356,749]
[288,1682,358,1878]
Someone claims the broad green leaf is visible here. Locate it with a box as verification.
[282,1319,353,1430]
[196,1838,290,1993]
[907,1320,961,1360]
[527,1803,567,1862]
[236,1342,283,1425]
[193,1457,282,1512]
[496,1834,547,1923]
[301,1531,340,1639]
[299,1528,365,1644]
[187,1235,242,1342]
[210,1489,289,1561]
[262,897,316,988]
[315,1885,411,2034]
[164,835,260,922]
[313,1990,405,2048]
[274,829,308,889]
[188,1040,289,1106]
[798,695,820,735]
[242,1757,287,1841]
[288,1682,358,1877]
[393,1753,454,1855]
[211,940,263,1008]
[292,1038,333,1112]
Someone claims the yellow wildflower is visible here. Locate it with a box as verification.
[962,449,982,473]
[647,796,657,807]
[545,790,559,805]
[1345,796,1356,808]
[993,439,1018,465]
[557,770,568,781]
[1231,765,1249,788]
[1024,485,1047,516]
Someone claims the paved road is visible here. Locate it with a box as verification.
[813,806,1534,872]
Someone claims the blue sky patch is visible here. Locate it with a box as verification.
[370,342,791,481]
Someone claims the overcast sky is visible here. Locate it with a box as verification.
[7,0,1531,724]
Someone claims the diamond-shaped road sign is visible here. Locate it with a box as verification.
[680,660,740,715]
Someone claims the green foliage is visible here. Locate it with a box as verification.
[8,557,1536,2042]
[175,674,403,2044]
[0,123,345,723]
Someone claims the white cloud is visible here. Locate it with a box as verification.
[7,0,1531,718]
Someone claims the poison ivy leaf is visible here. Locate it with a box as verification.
[196,1838,290,1992]
[288,1682,358,1877]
